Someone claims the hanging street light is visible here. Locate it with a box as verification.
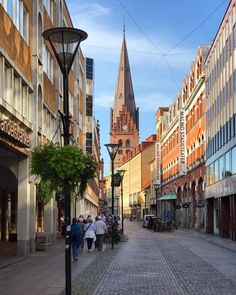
[42,27,87,295]
[105,143,120,248]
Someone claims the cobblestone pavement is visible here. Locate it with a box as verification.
[70,222,236,295]
[0,223,236,295]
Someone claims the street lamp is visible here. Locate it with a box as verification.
[117,169,126,233]
[105,143,120,248]
[116,195,119,216]
[144,190,148,215]
[43,27,87,295]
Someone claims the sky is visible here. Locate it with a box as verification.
[66,0,229,175]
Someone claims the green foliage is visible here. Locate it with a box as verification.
[36,180,54,205]
[31,144,97,196]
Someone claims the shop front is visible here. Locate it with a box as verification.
[0,117,32,255]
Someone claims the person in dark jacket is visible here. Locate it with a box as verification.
[71,218,81,261]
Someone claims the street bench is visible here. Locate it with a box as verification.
[35,232,54,251]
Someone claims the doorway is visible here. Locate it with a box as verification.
[0,166,18,242]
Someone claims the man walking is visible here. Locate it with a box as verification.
[95,216,107,251]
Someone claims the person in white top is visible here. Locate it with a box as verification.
[95,216,107,251]
[84,218,96,252]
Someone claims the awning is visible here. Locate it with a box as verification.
[158,194,177,201]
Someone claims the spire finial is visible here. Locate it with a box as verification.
[123,17,125,36]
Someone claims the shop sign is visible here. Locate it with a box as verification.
[179,109,186,176]
[196,201,205,208]
[0,119,30,148]
[155,142,161,185]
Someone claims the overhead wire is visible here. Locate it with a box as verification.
[117,0,228,94]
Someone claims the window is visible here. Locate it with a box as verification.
[22,5,29,42]
[1,0,29,44]
[225,150,231,177]
[126,139,130,147]
[118,139,122,146]
[44,0,54,20]
[118,149,123,155]
[86,132,92,154]
[219,155,225,180]
[215,159,219,182]
[44,48,53,81]
[86,58,93,80]
[86,95,93,116]
[232,147,236,174]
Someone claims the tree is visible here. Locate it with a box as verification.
[31,144,97,203]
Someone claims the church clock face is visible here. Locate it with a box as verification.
[122,125,128,131]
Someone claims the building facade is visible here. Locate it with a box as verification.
[156,46,208,229]
[108,135,156,220]
[0,0,101,256]
[205,0,236,241]
[0,0,33,255]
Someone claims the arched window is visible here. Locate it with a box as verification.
[126,139,130,147]
[118,139,122,146]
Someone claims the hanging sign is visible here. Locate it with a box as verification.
[179,109,186,175]
[155,142,161,185]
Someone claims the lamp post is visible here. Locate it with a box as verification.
[116,195,119,216]
[117,169,126,233]
[43,27,87,295]
[105,143,120,248]
[144,190,148,215]
[154,183,159,217]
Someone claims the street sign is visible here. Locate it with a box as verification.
[113,172,121,186]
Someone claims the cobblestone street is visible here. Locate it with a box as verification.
[70,222,236,295]
[1,222,236,295]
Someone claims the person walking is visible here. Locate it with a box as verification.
[95,216,107,251]
[84,218,96,252]
[78,215,85,250]
[71,218,82,261]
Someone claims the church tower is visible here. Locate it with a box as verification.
[110,30,139,168]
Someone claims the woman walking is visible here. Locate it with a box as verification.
[71,218,81,261]
[78,215,85,250]
[84,218,96,252]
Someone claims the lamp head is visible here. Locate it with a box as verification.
[42,27,88,74]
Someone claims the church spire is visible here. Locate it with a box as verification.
[110,30,139,169]
[112,30,139,130]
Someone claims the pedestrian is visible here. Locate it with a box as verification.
[78,215,85,250]
[94,216,99,249]
[84,218,96,252]
[95,216,107,251]
[71,218,82,261]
